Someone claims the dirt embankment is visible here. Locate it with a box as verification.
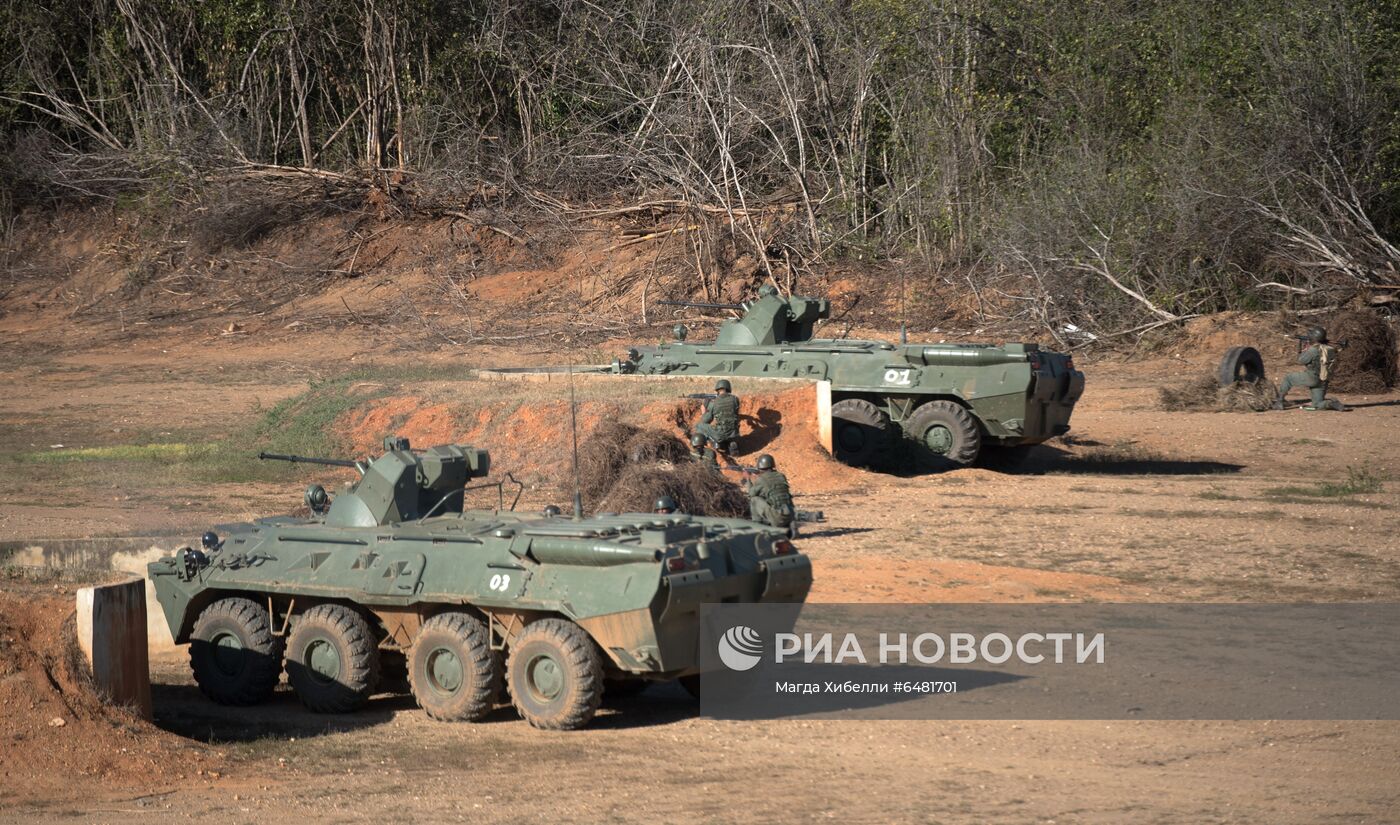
[339,383,854,496]
[0,581,220,805]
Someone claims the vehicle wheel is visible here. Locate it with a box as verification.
[285,603,380,713]
[409,612,499,722]
[830,399,891,466]
[904,400,981,465]
[507,618,602,730]
[189,597,284,706]
[1218,346,1266,387]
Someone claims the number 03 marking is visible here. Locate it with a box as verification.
[488,573,511,592]
[883,369,912,386]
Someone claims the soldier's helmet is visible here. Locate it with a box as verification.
[714,378,732,392]
[758,284,779,297]
[304,483,330,514]
[1308,327,1328,343]
[690,433,707,448]
[654,495,677,513]
[542,504,562,517]
[756,454,775,471]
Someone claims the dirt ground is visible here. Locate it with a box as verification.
[2,211,1398,822]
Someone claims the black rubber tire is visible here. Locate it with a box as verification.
[408,612,499,722]
[829,398,892,466]
[904,400,981,465]
[189,597,284,706]
[507,618,603,730]
[1218,346,1266,386]
[285,603,380,714]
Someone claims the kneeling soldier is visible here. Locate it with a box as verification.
[745,454,794,530]
[1276,327,1344,411]
[695,379,740,454]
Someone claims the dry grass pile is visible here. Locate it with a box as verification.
[577,421,747,516]
[1323,309,1398,392]
[577,421,641,504]
[596,461,750,517]
[1158,374,1277,412]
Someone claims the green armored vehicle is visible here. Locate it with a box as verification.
[615,287,1085,466]
[147,437,811,730]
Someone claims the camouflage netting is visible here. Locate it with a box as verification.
[577,421,746,516]
[1321,309,1398,392]
[597,462,750,518]
[1158,374,1279,412]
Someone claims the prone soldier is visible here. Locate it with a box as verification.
[689,432,719,470]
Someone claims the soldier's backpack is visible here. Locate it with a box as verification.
[1318,344,1338,381]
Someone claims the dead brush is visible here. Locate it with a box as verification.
[577,421,746,516]
[1158,374,1278,412]
[1322,309,1398,392]
[597,462,749,517]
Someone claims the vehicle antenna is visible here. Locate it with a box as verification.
[567,363,584,520]
[900,267,908,345]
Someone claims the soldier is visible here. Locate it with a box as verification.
[695,379,740,455]
[1275,328,1345,411]
[541,504,562,518]
[745,454,794,531]
[653,495,677,515]
[690,432,719,470]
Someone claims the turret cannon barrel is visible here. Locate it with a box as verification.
[656,300,747,311]
[258,452,362,469]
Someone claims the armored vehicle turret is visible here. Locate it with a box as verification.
[615,287,1085,466]
[148,436,811,730]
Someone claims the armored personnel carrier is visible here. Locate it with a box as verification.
[614,287,1085,466]
[147,437,811,730]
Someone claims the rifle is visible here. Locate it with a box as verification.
[683,393,718,401]
[795,509,825,524]
[718,464,762,475]
[1291,335,1349,353]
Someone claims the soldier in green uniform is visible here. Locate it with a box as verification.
[689,432,719,470]
[694,379,741,453]
[653,495,677,515]
[1275,328,1344,410]
[745,454,794,531]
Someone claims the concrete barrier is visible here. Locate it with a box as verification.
[0,538,180,652]
[76,577,152,720]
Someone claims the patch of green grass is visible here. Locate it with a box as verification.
[1264,466,1385,500]
[18,442,215,463]
[1196,489,1243,501]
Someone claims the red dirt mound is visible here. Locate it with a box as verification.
[339,381,863,496]
[0,581,219,804]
